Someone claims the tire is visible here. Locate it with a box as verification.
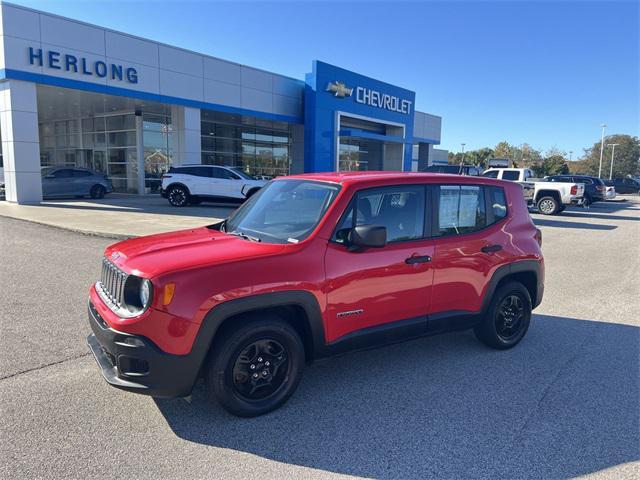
[537,196,559,215]
[474,281,532,350]
[167,185,190,207]
[583,195,592,209]
[205,314,305,417]
[89,184,106,199]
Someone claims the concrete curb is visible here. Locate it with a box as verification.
[0,213,136,240]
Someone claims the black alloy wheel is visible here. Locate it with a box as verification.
[232,338,289,401]
[495,295,526,343]
[206,314,305,417]
[168,185,189,207]
[90,184,106,199]
[474,281,532,350]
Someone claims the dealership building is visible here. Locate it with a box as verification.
[0,2,446,203]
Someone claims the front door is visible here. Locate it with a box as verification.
[324,185,434,343]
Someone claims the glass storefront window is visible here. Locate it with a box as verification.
[143,112,172,193]
[201,109,291,179]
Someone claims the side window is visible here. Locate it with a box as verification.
[579,178,593,185]
[53,169,74,178]
[483,170,499,178]
[73,170,92,177]
[489,186,508,221]
[437,185,486,236]
[501,170,520,181]
[335,186,426,243]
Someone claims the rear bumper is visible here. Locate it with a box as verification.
[86,301,200,398]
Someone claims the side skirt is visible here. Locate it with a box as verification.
[320,311,482,358]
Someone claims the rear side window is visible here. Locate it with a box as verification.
[501,170,520,181]
[436,185,486,236]
[73,170,92,177]
[576,177,593,185]
[489,186,508,221]
[173,167,211,177]
[483,170,499,178]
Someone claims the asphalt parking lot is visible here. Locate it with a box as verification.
[1,198,638,479]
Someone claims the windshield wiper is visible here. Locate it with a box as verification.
[227,230,261,242]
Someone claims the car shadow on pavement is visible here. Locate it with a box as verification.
[155,315,639,479]
[553,211,640,222]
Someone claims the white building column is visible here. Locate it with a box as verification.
[0,80,42,203]
[171,105,201,165]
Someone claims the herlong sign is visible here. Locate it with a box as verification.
[28,47,138,84]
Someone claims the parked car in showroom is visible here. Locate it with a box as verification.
[41,167,113,199]
[161,165,267,207]
[483,168,586,214]
[545,175,605,207]
[87,172,544,417]
[608,177,640,195]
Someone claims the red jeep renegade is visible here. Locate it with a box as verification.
[87,172,544,417]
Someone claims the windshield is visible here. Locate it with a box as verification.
[230,167,255,180]
[222,179,341,244]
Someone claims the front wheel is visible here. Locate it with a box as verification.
[474,281,532,350]
[537,196,559,215]
[206,314,305,417]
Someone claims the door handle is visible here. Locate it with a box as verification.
[481,244,503,254]
[405,255,432,264]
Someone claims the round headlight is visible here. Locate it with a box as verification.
[140,279,152,308]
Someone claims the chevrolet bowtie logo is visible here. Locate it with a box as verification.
[326,81,353,98]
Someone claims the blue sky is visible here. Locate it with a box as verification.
[8,0,639,158]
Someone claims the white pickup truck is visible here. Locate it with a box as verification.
[483,168,585,215]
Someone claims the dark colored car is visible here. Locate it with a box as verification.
[87,172,544,417]
[605,177,640,195]
[423,165,483,176]
[42,167,113,199]
[546,175,605,205]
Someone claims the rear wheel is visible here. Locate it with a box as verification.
[205,314,305,417]
[89,184,106,199]
[474,281,532,350]
[537,196,559,215]
[167,185,190,207]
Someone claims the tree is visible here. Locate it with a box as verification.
[580,134,639,178]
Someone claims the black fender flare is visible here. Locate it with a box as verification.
[186,290,326,378]
[480,260,544,313]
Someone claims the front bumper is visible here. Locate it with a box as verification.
[87,301,200,398]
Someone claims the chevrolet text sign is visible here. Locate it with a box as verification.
[355,86,412,115]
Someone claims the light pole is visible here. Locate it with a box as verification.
[569,150,573,161]
[607,143,619,180]
[458,143,466,174]
[598,123,607,178]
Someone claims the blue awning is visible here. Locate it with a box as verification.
[339,128,406,144]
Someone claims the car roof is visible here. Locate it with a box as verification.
[282,171,507,188]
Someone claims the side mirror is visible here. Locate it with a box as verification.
[349,225,387,249]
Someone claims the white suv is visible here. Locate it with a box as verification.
[161,165,268,207]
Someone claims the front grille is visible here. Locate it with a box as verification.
[99,257,128,309]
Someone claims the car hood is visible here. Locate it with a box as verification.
[104,226,286,278]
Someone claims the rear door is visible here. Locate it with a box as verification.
[430,184,507,321]
[324,184,435,342]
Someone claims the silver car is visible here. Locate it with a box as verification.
[42,167,113,199]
